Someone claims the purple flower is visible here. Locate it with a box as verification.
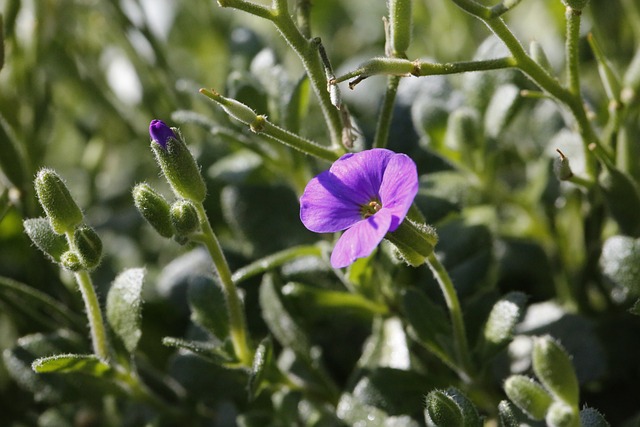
[149,119,176,149]
[300,148,418,268]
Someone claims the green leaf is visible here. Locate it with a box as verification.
[432,218,494,296]
[23,217,69,263]
[106,268,144,353]
[3,330,119,403]
[188,275,229,340]
[284,75,311,134]
[351,368,431,416]
[600,235,640,295]
[259,274,311,359]
[161,336,234,364]
[481,292,527,357]
[32,354,113,377]
[221,184,316,257]
[358,317,411,370]
[0,275,82,328]
[484,84,522,139]
[504,375,553,420]
[599,164,640,237]
[248,336,274,400]
[337,393,420,427]
[401,288,454,368]
[532,335,580,407]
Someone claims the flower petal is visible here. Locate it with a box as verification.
[330,209,392,268]
[300,172,363,233]
[378,153,418,231]
[327,149,396,202]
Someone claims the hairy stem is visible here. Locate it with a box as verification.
[425,253,474,380]
[75,270,110,360]
[193,203,253,366]
[373,75,401,148]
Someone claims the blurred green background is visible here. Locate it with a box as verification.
[1,0,640,425]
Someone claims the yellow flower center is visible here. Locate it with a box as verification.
[361,200,382,218]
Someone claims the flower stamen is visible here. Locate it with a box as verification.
[361,199,382,218]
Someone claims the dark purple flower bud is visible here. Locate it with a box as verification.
[149,119,177,149]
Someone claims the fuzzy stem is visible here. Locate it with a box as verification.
[425,252,474,379]
[64,231,110,360]
[74,269,110,360]
[565,7,582,95]
[192,203,253,366]
[373,75,401,148]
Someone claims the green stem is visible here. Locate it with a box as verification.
[565,7,582,95]
[192,203,253,366]
[217,0,273,19]
[64,232,110,360]
[333,57,516,84]
[260,119,342,161]
[232,244,324,283]
[272,12,343,147]
[75,270,110,360]
[425,253,474,380]
[220,0,342,146]
[373,75,401,148]
[482,17,603,178]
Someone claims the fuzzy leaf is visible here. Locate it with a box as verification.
[23,217,69,263]
[481,292,527,357]
[106,268,144,353]
[401,288,453,368]
[259,274,311,359]
[32,354,113,377]
[188,275,229,340]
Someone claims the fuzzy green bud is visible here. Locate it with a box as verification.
[424,390,464,426]
[132,183,174,238]
[385,219,437,267]
[200,89,259,125]
[73,225,103,270]
[388,0,412,56]
[150,127,207,203]
[504,375,553,420]
[561,0,589,10]
[34,168,83,234]
[170,199,200,236]
[546,401,578,427]
[60,251,83,272]
[532,336,580,407]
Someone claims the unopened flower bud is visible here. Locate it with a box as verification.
[385,220,438,267]
[74,225,103,270]
[132,183,174,238]
[553,149,574,181]
[60,250,83,272]
[149,119,177,150]
[170,200,200,236]
[149,120,207,203]
[34,169,83,234]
